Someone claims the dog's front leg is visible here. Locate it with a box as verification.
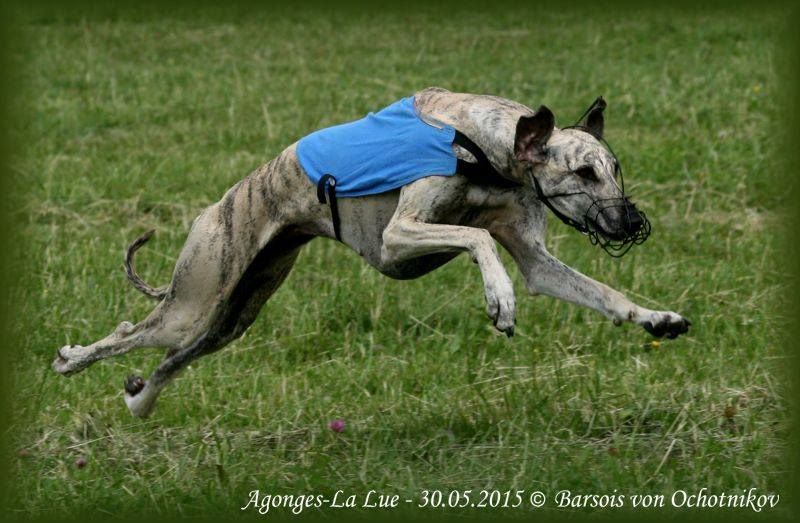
[524,248,689,338]
[381,218,516,336]
[492,205,690,338]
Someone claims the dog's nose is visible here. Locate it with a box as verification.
[623,204,644,234]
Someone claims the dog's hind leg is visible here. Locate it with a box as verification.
[122,232,309,418]
[52,312,169,376]
[53,171,290,376]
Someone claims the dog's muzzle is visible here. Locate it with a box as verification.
[584,196,651,256]
[531,175,651,258]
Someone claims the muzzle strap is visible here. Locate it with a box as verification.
[531,170,651,257]
[531,175,589,234]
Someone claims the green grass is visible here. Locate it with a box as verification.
[4,2,792,518]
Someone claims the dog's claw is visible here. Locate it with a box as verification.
[124,375,145,396]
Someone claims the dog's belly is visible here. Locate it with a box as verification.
[375,253,461,280]
[334,192,461,280]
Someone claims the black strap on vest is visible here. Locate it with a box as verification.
[317,174,341,241]
[453,130,522,189]
[316,129,521,242]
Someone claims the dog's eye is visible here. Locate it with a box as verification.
[575,166,597,180]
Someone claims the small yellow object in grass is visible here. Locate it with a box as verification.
[650,340,661,349]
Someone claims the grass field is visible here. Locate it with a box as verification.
[4,2,793,518]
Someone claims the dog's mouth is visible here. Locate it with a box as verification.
[530,175,651,258]
[587,216,626,241]
[583,198,652,256]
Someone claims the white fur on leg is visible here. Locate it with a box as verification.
[115,321,135,335]
[124,382,159,418]
[52,320,141,376]
[483,269,516,335]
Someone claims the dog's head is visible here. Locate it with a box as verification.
[513,99,650,254]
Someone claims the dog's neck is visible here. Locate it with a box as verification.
[414,88,533,184]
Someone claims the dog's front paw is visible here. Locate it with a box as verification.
[641,311,691,339]
[485,276,516,337]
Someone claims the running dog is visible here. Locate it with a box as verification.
[52,87,691,417]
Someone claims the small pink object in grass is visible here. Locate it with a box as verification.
[74,456,87,469]
[329,419,345,433]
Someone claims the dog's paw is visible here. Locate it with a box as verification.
[641,311,691,339]
[123,377,155,418]
[485,277,516,337]
[124,375,145,396]
[52,345,89,376]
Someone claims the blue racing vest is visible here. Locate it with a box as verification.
[296,96,459,198]
[295,95,517,240]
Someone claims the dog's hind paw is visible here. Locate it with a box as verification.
[52,348,70,374]
[642,311,691,339]
[123,376,156,418]
[124,375,146,396]
[52,345,90,375]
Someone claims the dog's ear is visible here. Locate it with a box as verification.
[581,97,606,139]
[514,105,555,163]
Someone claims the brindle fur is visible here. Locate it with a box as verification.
[53,87,690,418]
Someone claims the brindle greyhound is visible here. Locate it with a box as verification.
[52,87,690,417]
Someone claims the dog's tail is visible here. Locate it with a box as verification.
[124,229,168,301]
